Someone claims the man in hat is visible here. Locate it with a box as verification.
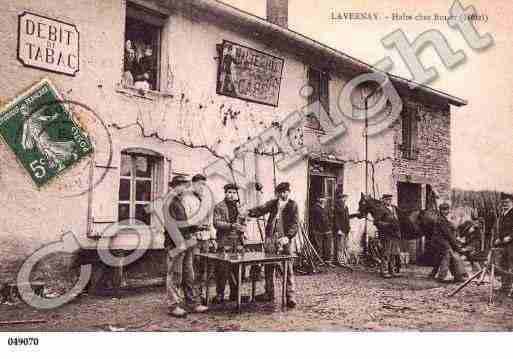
[310,196,335,266]
[186,174,215,283]
[247,182,299,308]
[432,202,468,283]
[374,194,402,278]
[165,175,208,318]
[212,183,246,303]
[495,192,513,296]
[333,193,351,266]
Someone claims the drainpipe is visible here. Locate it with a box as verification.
[363,85,381,253]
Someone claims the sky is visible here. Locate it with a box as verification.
[222,0,513,192]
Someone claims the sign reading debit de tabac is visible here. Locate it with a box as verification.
[18,12,79,76]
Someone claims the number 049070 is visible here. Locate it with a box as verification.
[7,337,39,346]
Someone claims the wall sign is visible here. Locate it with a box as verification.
[18,11,80,76]
[0,79,93,187]
[216,40,284,107]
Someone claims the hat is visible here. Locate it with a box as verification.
[224,183,238,192]
[169,175,189,188]
[439,202,450,210]
[275,182,290,193]
[500,192,513,201]
[382,194,393,200]
[192,174,207,182]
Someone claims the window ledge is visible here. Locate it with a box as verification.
[115,83,173,101]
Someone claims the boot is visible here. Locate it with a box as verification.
[168,306,187,318]
[286,297,297,308]
[381,261,391,278]
[188,304,208,313]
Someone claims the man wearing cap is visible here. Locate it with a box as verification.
[495,193,513,296]
[212,183,246,303]
[374,194,401,278]
[164,175,208,318]
[432,202,468,283]
[333,193,351,266]
[186,174,215,283]
[247,182,299,308]
[310,196,335,266]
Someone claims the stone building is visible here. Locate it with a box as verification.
[0,0,466,285]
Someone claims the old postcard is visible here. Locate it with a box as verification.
[0,0,512,356]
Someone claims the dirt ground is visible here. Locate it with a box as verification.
[1,264,512,332]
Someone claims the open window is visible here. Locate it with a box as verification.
[305,67,329,131]
[123,3,167,91]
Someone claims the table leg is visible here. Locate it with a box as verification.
[489,263,495,305]
[282,260,288,309]
[237,263,242,313]
[204,258,209,306]
[251,278,256,302]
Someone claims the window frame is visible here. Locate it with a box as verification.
[306,67,330,131]
[123,2,167,92]
[118,151,162,226]
[400,105,419,160]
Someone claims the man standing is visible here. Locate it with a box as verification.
[165,175,208,318]
[333,193,351,266]
[212,183,246,303]
[432,202,468,283]
[374,194,402,278]
[495,192,513,297]
[186,174,215,282]
[247,182,298,308]
[310,197,335,266]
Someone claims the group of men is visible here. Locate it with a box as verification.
[164,175,299,318]
[431,193,513,294]
[163,173,513,318]
[310,193,352,267]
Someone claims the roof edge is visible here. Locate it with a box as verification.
[168,0,467,107]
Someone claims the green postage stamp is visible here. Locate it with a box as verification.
[0,79,93,187]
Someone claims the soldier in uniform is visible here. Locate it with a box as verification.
[494,192,513,297]
[212,183,246,303]
[247,182,298,308]
[432,202,468,283]
[374,194,402,278]
[165,175,208,318]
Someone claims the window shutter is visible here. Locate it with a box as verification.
[401,106,411,150]
[306,67,322,130]
[320,72,330,115]
[88,155,120,238]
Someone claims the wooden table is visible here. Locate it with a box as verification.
[196,252,293,312]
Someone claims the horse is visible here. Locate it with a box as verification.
[356,193,441,267]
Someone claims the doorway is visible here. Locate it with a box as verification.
[307,158,343,240]
[397,181,422,262]
[397,182,422,211]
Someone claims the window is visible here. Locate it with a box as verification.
[401,106,419,160]
[118,151,158,225]
[123,3,166,91]
[305,67,329,130]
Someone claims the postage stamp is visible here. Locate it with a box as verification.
[0,78,93,187]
